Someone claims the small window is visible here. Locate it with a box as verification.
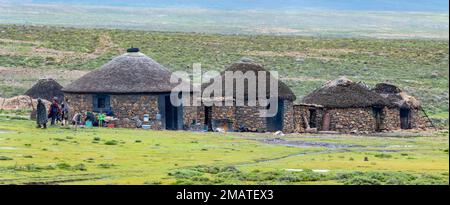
[93,94,110,112]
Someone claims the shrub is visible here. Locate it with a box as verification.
[0,156,13,160]
[97,163,116,169]
[104,140,118,145]
[344,176,382,185]
[374,153,392,158]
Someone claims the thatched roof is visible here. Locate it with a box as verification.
[373,83,421,109]
[302,77,389,108]
[62,52,181,94]
[202,60,296,101]
[24,78,63,102]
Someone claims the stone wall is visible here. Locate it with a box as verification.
[182,106,205,130]
[382,108,428,131]
[64,93,161,129]
[293,105,323,133]
[410,108,429,130]
[282,100,294,133]
[235,105,267,132]
[383,108,400,131]
[208,100,295,133]
[328,108,377,133]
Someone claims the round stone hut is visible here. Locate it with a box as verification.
[302,77,390,133]
[25,78,64,102]
[200,59,297,133]
[62,48,187,129]
[373,83,428,130]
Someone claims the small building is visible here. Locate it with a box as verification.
[293,103,324,133]
[62,48,189,129]
[302,77,390,133]
[25,78,64,102]
[199,60,297,133]
[373,83,428,130]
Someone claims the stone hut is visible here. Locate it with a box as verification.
[302,77,390,133]
[25,78,64,102]
[62,48,191,129]
[199,60,297,133]
[373,83,428,130]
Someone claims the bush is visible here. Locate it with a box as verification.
[0,156,13,160]
[97,163,116,169]
[344,176,382,185]
[374,153,392,158]
[104,140,118,145]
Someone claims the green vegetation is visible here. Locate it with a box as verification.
[0,25,448,121]
[0,117,447,185]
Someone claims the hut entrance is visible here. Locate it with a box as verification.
[322,110,330,131]
[266,99,284,132]
[204,106,212,131]
[161,95,183,130]
[309,109,317,128]
[400,108,411,129]
[372,107,383,132]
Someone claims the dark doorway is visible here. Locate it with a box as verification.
[309,109,317,128]
[266,99,284,132]
[400,108,411,129]
[373,107,383,132]
[164,95,182,130]
[322,110,330,131]
[204,106,212,131]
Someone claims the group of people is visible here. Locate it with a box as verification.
[71,111,108,128]
[36,97,69,129]
[35,97,109,129]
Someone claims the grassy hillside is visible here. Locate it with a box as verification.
[0,25,448,119]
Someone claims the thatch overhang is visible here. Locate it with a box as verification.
[302,77,389,108]
[373,83,421,109]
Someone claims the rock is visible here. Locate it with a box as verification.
[273,131,285,136]
[305,128,317,133]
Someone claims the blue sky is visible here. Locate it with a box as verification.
[14,0,450,12]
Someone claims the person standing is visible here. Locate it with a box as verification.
[48,97,61,125]
[97,111,105,127]
[36,99,47,129]
[60,102,69,126]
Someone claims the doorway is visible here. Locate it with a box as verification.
[164,95,183,130]
[400,108,410,129]
[309,109,317,128]
[204,106,212,131]
[266,99,284,132]
[322,110,330,131]
[373,107,383,132]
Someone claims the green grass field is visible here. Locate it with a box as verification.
[0,116,447,185]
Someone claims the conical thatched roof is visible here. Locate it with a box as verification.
[202,60,296,101]
[302,77,389,108]
[24,78,63,102]
[62,52,178,94]
[373,83,421,109]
